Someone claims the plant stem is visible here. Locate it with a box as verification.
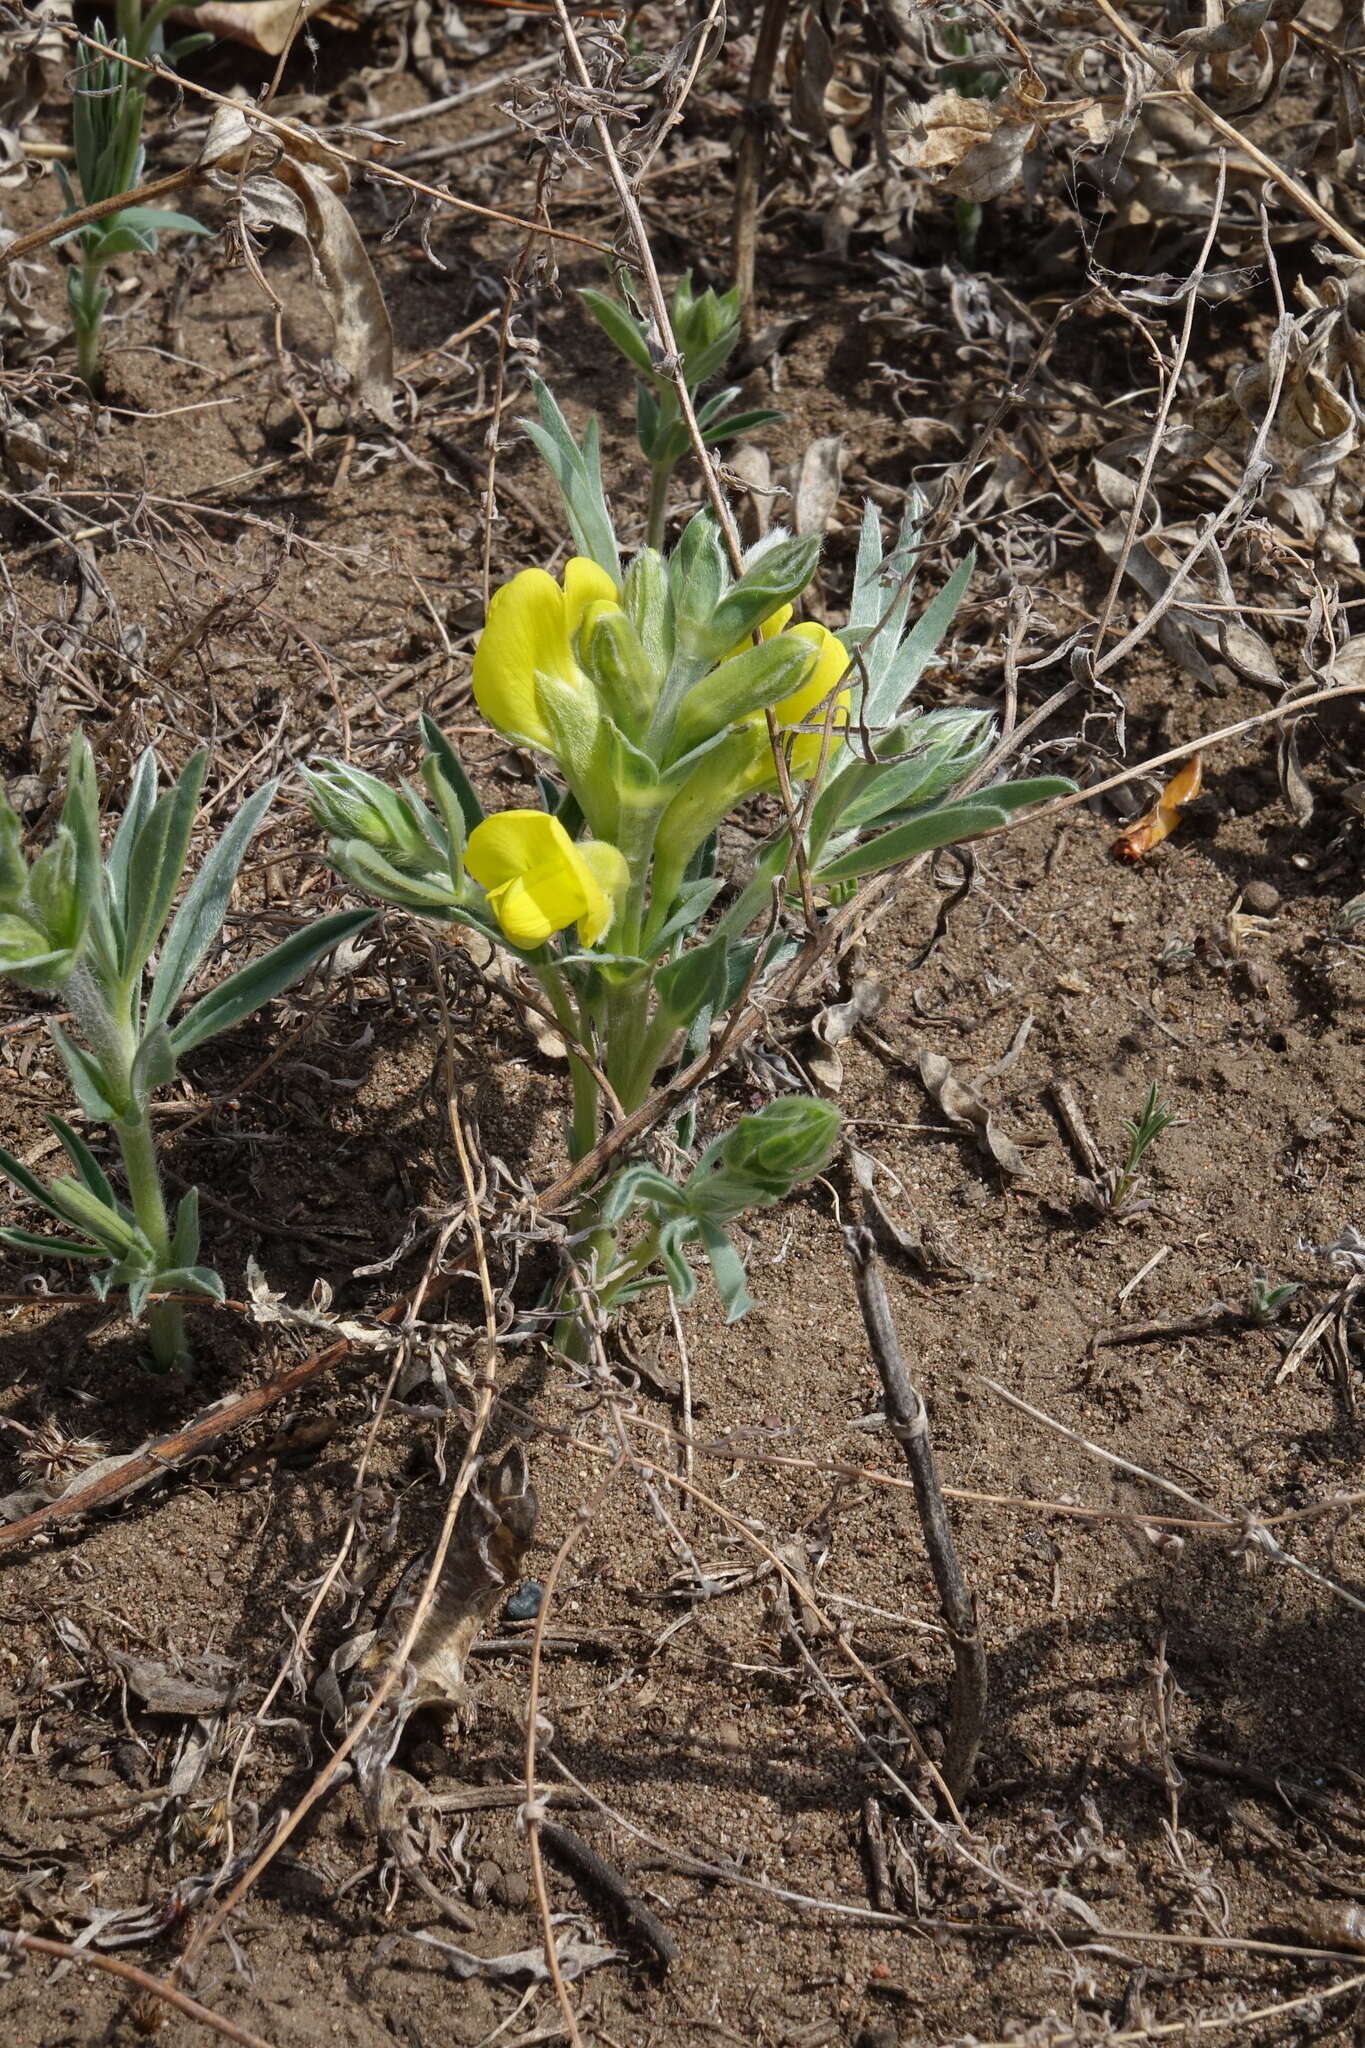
[645,460,672,553]
[535,967,599,1162]
[115,1108,187,1370]
[73,254,105,394]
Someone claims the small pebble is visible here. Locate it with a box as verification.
[505,1579,544,1622]
[1241,879,1280,916]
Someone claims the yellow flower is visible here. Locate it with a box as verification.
[472,558,620,752]
[773,622,851,778]
[466,810,628,951]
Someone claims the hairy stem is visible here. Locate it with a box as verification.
[115,1109,186,1369]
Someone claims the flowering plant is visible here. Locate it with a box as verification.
[308,378,1069,1326]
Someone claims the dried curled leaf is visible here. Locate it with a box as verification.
[1112,755,1203,862]
[916,1020,1035,1178]
[894,78,1105,203]
[198,102,394,423]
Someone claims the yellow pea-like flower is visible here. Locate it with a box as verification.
[472,558,620,752]
[466,810,628,951]
[772,621,851,778]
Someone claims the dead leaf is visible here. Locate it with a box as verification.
[915,1037,1034,1178]
[1112,755,1203,862]
[807,973,883,1092]
[173,0,338,55]
[105,1650,233,1718]
[387,1924,621,1984]
[198,101,394,422]
[335,1443,538,1787]
[789,434,845,536]
[1277,717,1315,827]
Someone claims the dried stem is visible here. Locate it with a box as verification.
[844,1226,987,1801]
[732,0,791,337]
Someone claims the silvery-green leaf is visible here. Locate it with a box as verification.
[145,777,278,1032]
[48,1115,116,1209]
[0,1224,104,1260]
[120,749,208,980]
[813,800,1010,886]
[170,908,376,1056]
[48,1023,122,1122]
[699,1218,753,1322]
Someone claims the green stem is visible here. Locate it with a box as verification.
[535,966,599,1163]
[73,255,106,395]
[114,1107,186,1370]
[645,459,673,553]
[66,963,186,1370]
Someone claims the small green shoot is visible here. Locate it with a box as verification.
[56,6,211,393]
[1244,1275,1300,1326]
[0,735,373,1369]
[579,271,781,549]
[1101,1081,1178,1217]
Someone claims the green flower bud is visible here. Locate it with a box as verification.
[303,763,437,877]
[582,609,658,739]
[621,548,675,685]
[687,1098,842,1221]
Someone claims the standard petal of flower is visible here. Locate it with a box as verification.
[472,570,573,747]
[466,809,571,889]
[562,557,620,636]
[778,622,851,775]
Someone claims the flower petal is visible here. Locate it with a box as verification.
[562,557,620,636]
[472,570,573,748]
[576,839,629,944]
[466,809,573,890]
[486,876,559,951]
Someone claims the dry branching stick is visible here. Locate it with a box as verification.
[845,1226,986,1802]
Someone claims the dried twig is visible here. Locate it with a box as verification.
[845,1227,987,1801]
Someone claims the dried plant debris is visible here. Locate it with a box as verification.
[322,1444,538,1769]
[915,1017,1037,1179]
[199,102,395,423]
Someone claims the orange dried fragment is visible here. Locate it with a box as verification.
[1112,753,1203,863]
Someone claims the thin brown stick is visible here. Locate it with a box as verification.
[0,1930,275,2048]
[845,1227,987,1801]
[732,0,791,337]
[539,1819,679,1969]
[1,166,198,264]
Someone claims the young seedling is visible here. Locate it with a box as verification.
[56,4,211,393]
[0,735,373,1369]
[1100,1082,1178,1218]
[1244,1274,1300,1326]
[578,272,781,549]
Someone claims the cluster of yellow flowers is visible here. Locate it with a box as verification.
[464,556,851,954]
